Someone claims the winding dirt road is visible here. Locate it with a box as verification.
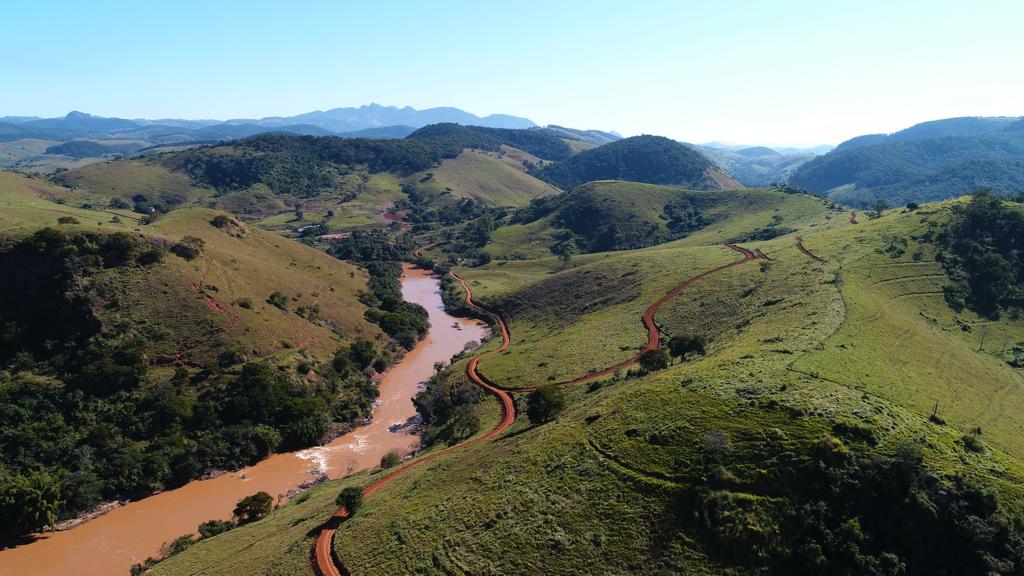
[312,243,762,575]
[795,236,826,263]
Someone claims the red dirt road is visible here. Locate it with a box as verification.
[478,243,763,392]
[313,243,762,575]
[795,236,826,263]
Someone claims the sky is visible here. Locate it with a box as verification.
[2,0,1022,146]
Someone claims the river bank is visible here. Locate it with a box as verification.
[0,265,488,576]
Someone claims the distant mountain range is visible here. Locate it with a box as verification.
[0,104,536,143]
[789,116,1024,205]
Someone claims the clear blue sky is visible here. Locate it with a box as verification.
[3,0,1021,145]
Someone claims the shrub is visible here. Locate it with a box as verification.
[336,486,364,515]
[170,236,205,260]
[135,247,164,266]
[197,519,235,539]
[526,386,566,425]
[210,214,232,228]
[267,291,288,310]
[232,491,273,525]
[57,216,79,225]
[637,348,670,372]
[380,450,401,469]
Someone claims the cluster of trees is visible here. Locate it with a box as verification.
[407,123,573,161]
[532,135,714,190]
[330,232,429,349]
[680,436,1024,575]
[413,366,484,446]
[936,190,1024,318]
[174,124,572,201]
[0,229,384,539]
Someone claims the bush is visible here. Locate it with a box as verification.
[336,486,364,515]
[234,297,253,309]
[57,216,80,225]
[197,519,235,539]
[637,348,670,372]
[170,236,204,260]
[232,491,273,525]
[267,291,288,310]
[526,386,566,425]
[380,450,401,469]
[210,214,232,228]
[135,247,164,266]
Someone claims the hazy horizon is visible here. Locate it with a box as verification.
[3,0,1022,146]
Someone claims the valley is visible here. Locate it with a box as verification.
[2,112,1024,576]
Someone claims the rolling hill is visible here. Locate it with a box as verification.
[154,192,1024,576]
[534,135,741,191]
[0,169,390,534]
[790,116,1024,205]
[485,180,825,258]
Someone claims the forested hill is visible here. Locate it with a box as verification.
[533,135,733,190]
[790,116,1024,206]
[407,123,574,160]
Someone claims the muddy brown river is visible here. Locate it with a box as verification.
[0,265,487,576]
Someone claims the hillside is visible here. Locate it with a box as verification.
[410,149,559,207]
[486,181,830,258]
[534,135,740,190]
[0,170,391,536]
[158,194,1024,576]
[699,144,816,187]
[790,116,1024,205]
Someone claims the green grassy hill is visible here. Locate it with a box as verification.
[409,149,559,207]
[486,181,833,258]
[157,193,1024,575]
[0,170,390,535]
[533,135,739,191]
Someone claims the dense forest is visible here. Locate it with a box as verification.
[407,123,573,160]
[791,120,1024,205]
[935,191,1024,318]
[0,229,383,539]
[533,135,715,190]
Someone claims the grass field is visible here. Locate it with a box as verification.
[412,149,560,207]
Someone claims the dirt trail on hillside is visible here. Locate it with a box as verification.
[850,210,858,224]
[795,236,826,263]
[313,244,762,575]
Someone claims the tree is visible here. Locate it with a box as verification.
[552,236,579,266]
[668,335,707,363]
[349,339,376,370]
[526,386,566,425]
[380,450,401,469]
[870,199,889,219]
[336,486,364,515]
[198,519,235,539]
[0,469,62,538]
[637,348,670,372]
[232,491,273,525]
[267,291,288,310]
